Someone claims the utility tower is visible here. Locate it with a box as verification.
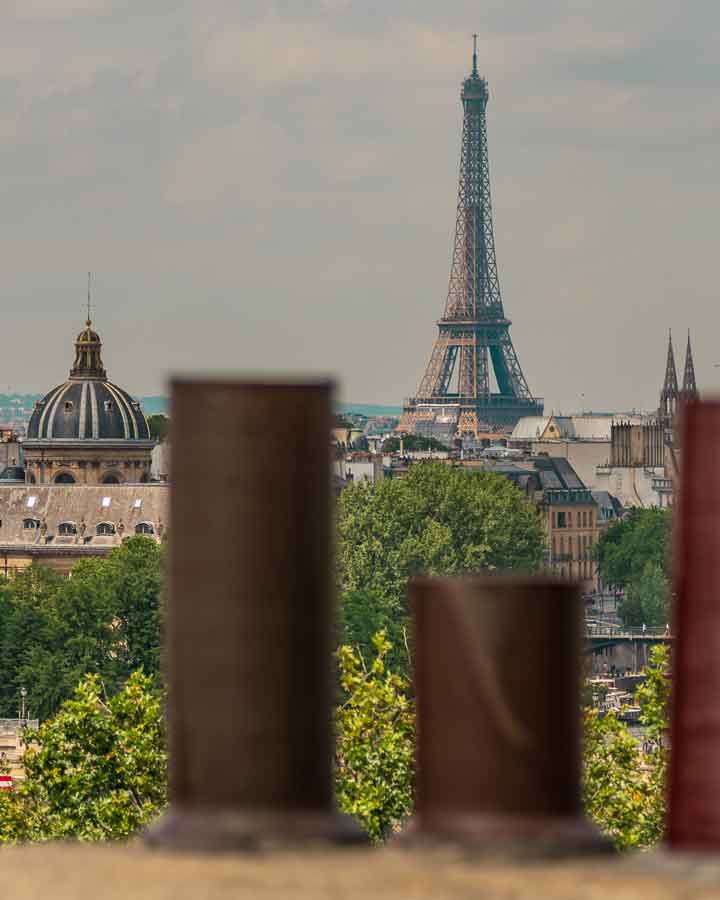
[399,39,543,438]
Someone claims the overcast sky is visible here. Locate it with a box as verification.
[2,0,719,412]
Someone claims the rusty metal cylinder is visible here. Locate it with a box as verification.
[404,576,608,854]
[669,400,720,851]
[146,379,361,850]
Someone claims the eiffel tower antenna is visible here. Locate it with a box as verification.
[399,46,542,437]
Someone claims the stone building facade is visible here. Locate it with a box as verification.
[0,484,168,574]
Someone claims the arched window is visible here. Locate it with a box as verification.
[102,475,120,485]
[23,518,40,530]
[58,522,77,536]
[96,522,116,536]
[135,522,154,535]
[54,473,75,484]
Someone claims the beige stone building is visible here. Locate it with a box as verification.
[0,484,168,574]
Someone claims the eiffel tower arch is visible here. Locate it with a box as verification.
[399,40,543,439]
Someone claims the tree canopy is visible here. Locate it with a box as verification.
[595,508,670,590]
[147,414,170,442]
[618,561,669,627]
[337,463,545,668]
[381,435,448,453]
[0,671,166,843]
[0,537,165,721]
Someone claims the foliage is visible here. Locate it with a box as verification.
[634,644,670,842]
[334,633,414,842]
[381,435,449,453]
[596,508,670,590]
[0,671,166,843]
[0,537,165,720]
[147,414,170,442]
[582,645,669,850]
[618,561,669,627]
[338,463,545,670]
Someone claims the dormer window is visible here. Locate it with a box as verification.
[104,400,113,413]
[96,522,116,536]
[23,518,40,530]
[135,522,154,535]
[58,522,77,536]
[64,401,74,413]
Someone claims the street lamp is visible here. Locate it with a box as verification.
[19,687,27,724]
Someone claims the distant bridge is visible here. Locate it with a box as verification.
[584,623,673,653]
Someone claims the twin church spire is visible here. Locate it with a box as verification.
[660,329,698,421]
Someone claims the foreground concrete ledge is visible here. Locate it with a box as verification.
[2,844,720,899]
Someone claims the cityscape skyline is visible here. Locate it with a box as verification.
[1,2,718,411]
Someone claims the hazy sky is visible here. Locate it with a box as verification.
[2,0,719,412]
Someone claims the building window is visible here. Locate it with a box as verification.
[557,511,566,528]
[96,522,116,536]
[104,400,113,413]
[135,522,154,535]
[23,518,40,530]
[54,473,75,484]
[63,401,74,413]
[102,475,120,485]
[567,510,572,528]
[551,537,556,558]
[582,510,587,528]
[589,511,594,527]
[58,522,77,536]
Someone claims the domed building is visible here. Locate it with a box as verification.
[24,319,154,485]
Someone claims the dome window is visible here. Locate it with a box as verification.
[58,521,77,536]
[23,518,40,530]
[63,401,74,413]
[135,521,154,535]
[96,522,116,536]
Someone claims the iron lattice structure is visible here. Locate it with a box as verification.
[400,43,542,436]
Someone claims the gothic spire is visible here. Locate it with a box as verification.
[660,329,679,421]
[682,329,698,401]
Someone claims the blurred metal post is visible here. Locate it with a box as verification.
[402,576,609,855]
[668,400,720,851]
[146,379,362,850]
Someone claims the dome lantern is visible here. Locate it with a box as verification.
[70,318,107,380]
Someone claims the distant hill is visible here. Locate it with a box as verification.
[0,394,400,424]
[338,403,401,418]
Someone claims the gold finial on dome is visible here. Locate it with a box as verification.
[70,274,106,380]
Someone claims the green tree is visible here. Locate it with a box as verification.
[338,463,544,669]
[147,414,170,442]
[582,645,669,849]
[335,633,414,842]
[596,508,670,590]
[618,561,669,627]
[0,537,165,720]
[381,435,449,453]
[0,671,166,843]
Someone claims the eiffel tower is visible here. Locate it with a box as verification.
[399,39,543,438]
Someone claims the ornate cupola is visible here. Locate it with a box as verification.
[24,290,154,486]
[70,319,107,380]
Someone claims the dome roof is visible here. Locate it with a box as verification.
[26,315,151,442]
[27,380,150,441]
